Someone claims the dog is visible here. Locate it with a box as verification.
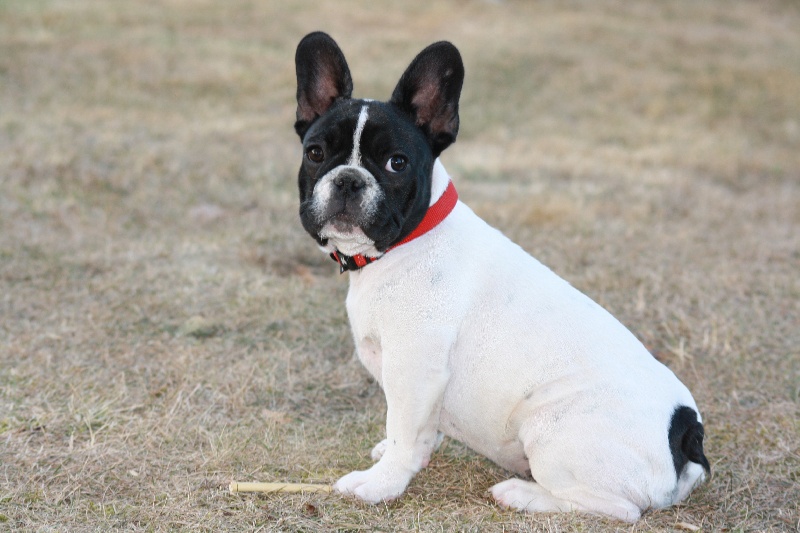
[292,31,709,522]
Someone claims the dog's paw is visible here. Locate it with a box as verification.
[333,461,413,504]
[370,440,388,461]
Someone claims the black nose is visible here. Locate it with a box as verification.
[333,172,366,193]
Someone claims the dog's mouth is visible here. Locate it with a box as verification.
[314,208,361,235]
[315,195,376,231]
[329,211,359,230]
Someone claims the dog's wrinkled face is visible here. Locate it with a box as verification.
[298,99,433,256]
[294,32,464,257]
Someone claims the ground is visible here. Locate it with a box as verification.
[1,0,798,531]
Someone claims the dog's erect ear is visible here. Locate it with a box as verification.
[390,42,464,157]
[295,32,353,139]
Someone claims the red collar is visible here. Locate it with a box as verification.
[330,181,458,273]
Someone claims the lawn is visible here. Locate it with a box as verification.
[1,0,798,531]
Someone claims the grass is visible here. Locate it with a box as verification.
[1,0,798,530]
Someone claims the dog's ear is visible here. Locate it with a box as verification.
[295,32,353,139]
[390,42,464,157]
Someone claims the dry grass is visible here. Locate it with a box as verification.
[1,0,798,531]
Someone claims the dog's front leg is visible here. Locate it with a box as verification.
[334,329,453,503]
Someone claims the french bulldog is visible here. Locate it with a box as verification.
[292,31,709,522]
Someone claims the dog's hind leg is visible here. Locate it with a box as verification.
[491,478,577,514]
[490,478,641,522]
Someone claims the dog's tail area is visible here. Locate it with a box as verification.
[668,405,711,478]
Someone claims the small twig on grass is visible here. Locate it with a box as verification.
[229,481,333,494]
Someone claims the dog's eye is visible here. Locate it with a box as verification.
[385,155,407,173]
[306,146,324,163]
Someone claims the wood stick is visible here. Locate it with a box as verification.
[229,481,333,494]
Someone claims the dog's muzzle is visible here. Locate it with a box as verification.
[311,165,382,227]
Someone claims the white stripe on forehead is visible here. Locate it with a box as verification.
[347,104,370,167]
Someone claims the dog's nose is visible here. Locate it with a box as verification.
[333,172,366,193]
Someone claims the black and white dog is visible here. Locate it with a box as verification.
[293,32,709,522]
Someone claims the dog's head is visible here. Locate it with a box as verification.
[294,32,464,258]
